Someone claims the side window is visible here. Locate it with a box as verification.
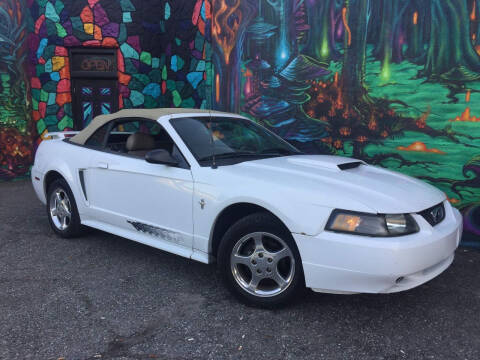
[85,123,110,148]
[105,119,173,155]
[106,120,141,153]
[103,118,188,167]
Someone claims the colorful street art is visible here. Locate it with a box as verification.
[0,0,478,243]
[25,0,211,138]
[211,0,480,243]
[0,0,34,180]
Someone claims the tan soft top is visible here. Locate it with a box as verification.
[70,108,233,145]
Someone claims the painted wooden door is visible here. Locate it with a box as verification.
[72,78,118,129]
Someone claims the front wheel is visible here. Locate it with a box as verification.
[217,212,305,308]
[46,178,83,238]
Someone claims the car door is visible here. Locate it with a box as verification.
[83,117,194,252]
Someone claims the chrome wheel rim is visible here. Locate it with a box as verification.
[49,188,72,231]
[230,232,295,297]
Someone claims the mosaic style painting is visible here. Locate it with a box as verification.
[26,0,211,138]
[0,0,34,180]
[211,0,480,244]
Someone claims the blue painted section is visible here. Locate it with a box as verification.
[44,59,52,72]
[36,38,48,60]
[82,101,93,125]
[201,1,206,21]
[165,2,171,20]
[143,83,161,98]
[171,55,178,72]
[100,88,112,96]
[81,87,93,96]
[187,72,203,89]
[101,102,111,114]
[47,92,56,105]
[50,72,60,81]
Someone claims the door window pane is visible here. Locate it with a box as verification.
[82,101,93,126]
[73,79,117,130]
[101,102,111,114]
[100,87,112,96]
[81,87,93,96]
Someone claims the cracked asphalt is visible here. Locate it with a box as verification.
[1,180,480,359]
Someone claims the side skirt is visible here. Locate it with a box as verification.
[81,219,210,264]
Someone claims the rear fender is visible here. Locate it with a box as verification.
[33,140,84,212]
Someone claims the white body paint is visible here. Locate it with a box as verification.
[32,111,462,294]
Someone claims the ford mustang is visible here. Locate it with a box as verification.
[31,108,463,307]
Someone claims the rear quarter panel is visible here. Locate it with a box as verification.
[32,140,93,215]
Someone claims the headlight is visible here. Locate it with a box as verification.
[326,210,419,237]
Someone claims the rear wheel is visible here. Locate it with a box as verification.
[218,212,304,308]
[46,178,82,238]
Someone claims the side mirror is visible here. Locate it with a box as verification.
[145,149,179,166]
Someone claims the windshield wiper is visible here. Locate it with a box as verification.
[199,151,258,161]
[260,147,303,156]
[199,149,302,162]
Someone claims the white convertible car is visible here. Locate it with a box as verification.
[32,108,463,307]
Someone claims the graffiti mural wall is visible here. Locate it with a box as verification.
[0,0,478,243]
[211,0,480,243]
[1,0,212,180]
[26,0,211,138]
[0,0,34,180]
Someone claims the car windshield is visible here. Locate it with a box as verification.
[171,117,302,166]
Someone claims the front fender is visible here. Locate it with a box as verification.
[192,179,337,255]
[209,195,330,236]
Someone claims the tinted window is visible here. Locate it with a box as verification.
[171,117,301,166]
[93,118,189,168]
[105,119,171,154]
[85,123,110,148]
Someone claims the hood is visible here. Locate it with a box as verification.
[224,155,445,214]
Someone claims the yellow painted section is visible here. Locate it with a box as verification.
[51,56,65,71]
[83,23,94,35]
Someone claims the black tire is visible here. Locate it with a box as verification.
[217,212,305,308]
[46,178,83,238]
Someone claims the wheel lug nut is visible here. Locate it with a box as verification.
[258,253,263,258]
[267,258,273,263]
[251,260,256,265]
[257,269,262,274]
[267,268,271,272]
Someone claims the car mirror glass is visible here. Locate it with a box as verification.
[145,149,179,166]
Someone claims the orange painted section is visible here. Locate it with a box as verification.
[215,73,220,103]
[342,7,352,46]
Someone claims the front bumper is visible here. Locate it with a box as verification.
[294,201,462,294]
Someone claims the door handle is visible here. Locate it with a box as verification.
[96,162,108,169]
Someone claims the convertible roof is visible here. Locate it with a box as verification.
[69,108,231,145]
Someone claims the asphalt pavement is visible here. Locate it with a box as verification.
[1,180,479,359]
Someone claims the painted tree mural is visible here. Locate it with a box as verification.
[212,0,480,244]
[303,0,341,62]
[423,0,480,81]
[0,0,34,180]
[404,0,428,63]
[340,0,369,108]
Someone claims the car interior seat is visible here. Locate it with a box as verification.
[126,132,156,157]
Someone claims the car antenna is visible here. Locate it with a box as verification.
[209,111,217,169]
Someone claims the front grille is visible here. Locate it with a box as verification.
[418,202,445,226]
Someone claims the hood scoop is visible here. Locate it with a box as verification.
[285,156,366,171]
[338,161,364,170]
